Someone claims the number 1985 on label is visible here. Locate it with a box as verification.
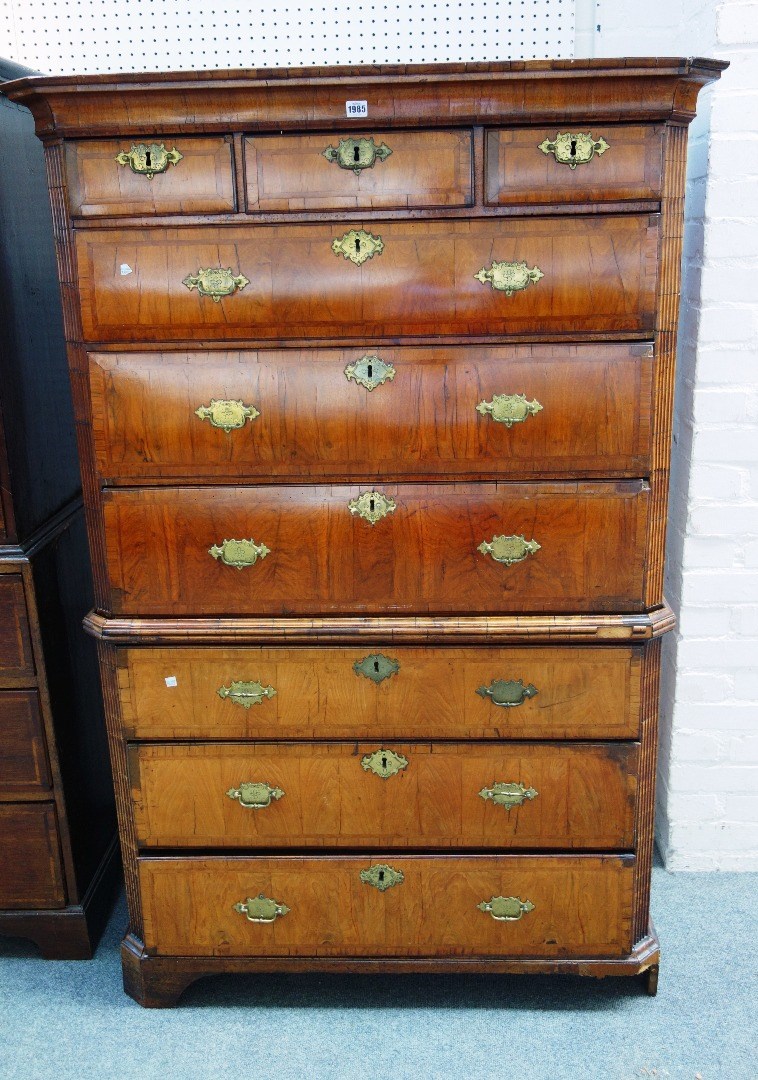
[345,100,368,117]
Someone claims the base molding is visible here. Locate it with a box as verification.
[121,925,661,1008]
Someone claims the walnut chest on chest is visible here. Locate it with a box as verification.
[5,56,726,1005]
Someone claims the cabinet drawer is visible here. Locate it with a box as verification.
[74,215,658,342]
[0,574,35,681]
[117,644,643,742]
[0,691,50,791]
[486,125,664,206]
[245,130,472,211]
[65,137,236,216]
[103,481,649,616]
[89,343,654,482]
[0,804,65,909]
[139,853,635,958]
[129,741,638,850]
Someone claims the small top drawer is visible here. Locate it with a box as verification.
[65,137,236,216]
[0,574,35,681]
[245,130,472,211]
[486,125,664,206]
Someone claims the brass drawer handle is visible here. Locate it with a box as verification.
[361,748,408,778]
[332,229,384,266]
[323,136,392,174]
[353,653,399,684]
[539,131,609,169]
[183,267,250,303]
[476,394,543,427]
[234,893,290,923]
[348,490,396,525]
[115,142,182,179]
[360,864,404,891]
[209,538,270,569]
[476,679,538,708]
[478,534,540,566]
[478,895,535,922]
[479,782,538,811]
[344,354,396,391]
[217,680,276,708]
[195,399,259,432]
[475,261,543,296]
[227,781,284,809]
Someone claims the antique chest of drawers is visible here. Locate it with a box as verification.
[5,56,725,1003]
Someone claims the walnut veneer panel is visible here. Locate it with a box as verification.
[0,691,50,791]
[139,854,635,958]
[74,216,659,342]
[102,482,649,616]
[0,803,65,908]
[0,575,35,681]
[89,344,654,482]
[117,644,642,741]
[245,129,472,211]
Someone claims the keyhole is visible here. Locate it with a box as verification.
[355,237,361,254]
[367,363,373,380]
[570,139,577,158]
[145,150,152,167]
[370,497,375,513]
[378,870,385,883]
[373,659,380,673]
[353,145,361,162]
[382,755,388,771]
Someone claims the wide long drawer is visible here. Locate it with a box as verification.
[117,644,643,741]
[74,215,658,342]
[138,853,635,957]
[89,343,654,482]
[129,741,638,850]
[102,481,650,615]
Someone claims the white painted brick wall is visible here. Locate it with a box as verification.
[599,0,758,870]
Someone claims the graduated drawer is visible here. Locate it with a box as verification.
[486,124,664,206]
[245,129,472,211]
[129,741,639,850]
[0,573,35,681]
[65,137,236,216]
[89,343,654,483]
[74,215,658,342]
[138,853,635,958]
[0,691,50,791]
[0,804,65,909]
[102,481,649,616]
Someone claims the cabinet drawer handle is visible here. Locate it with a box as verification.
[323,136,392,173]
[478,895,535,922]
[348,490,396,525]
[115,141,182,178]
[475,261,543,296]
[195,399,259,432]
[332,229,384,266]
[353,653,400,684]
[539,131,610,168]
[234,893,290,923]
[479,781,538,810]
[182,267,250,302]
[476,679,538,708]
[226,781,284,809]
[360,864,404,891]
[209,538,270,570]
[361,748,408,778]
[217,680,276,708]
[476,394,543,427]
[344,354,395,390]
[478,534,540,566]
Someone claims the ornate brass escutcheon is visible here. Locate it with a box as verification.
[332,229,384,266]
[344,354,396,391]
[226,781,285,809]
[182,267,250,302]
[476,393,543,428]
[478,534,541,566]
[322,136,392,174]
[361,748,409,779]
[115,142,183,179]
[209,538,270,570]
[348,490,396,525]
[195,399,260,433]
[217,680,277,708]
[478,781,539,811]
[539,131,610,168]
[234,893,290,923]
[475,261,544,296]
[478,895,535,921]
[476,679,539,708]
[353,653,400,684]
[360,864,405,891]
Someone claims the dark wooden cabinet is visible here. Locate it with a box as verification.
[4,56,726,1001]
[0,61,118,959]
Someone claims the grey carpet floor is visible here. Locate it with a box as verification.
[0,865,756,1080]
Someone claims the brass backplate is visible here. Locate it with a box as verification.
[539,131,610,168]
[183,267,250,302]
[115,142,183,178]
[478,781,539,811]
[209,538,270,569]
[195,399,259,432]
[476,393,543,427]
[361,748,408,778]
[476,679,539,708]
[323,136,392,174]
[478,534,541,566]
[353,654,400,684]
[332,229,384,266]
[348,490,396,525]
[475,261,544,296]
[234,893,290,923]
[226,781,285,809]
[344,355,396,391]
[217,680,277,708]
[360,864,405,891]
[478,895,535,921]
